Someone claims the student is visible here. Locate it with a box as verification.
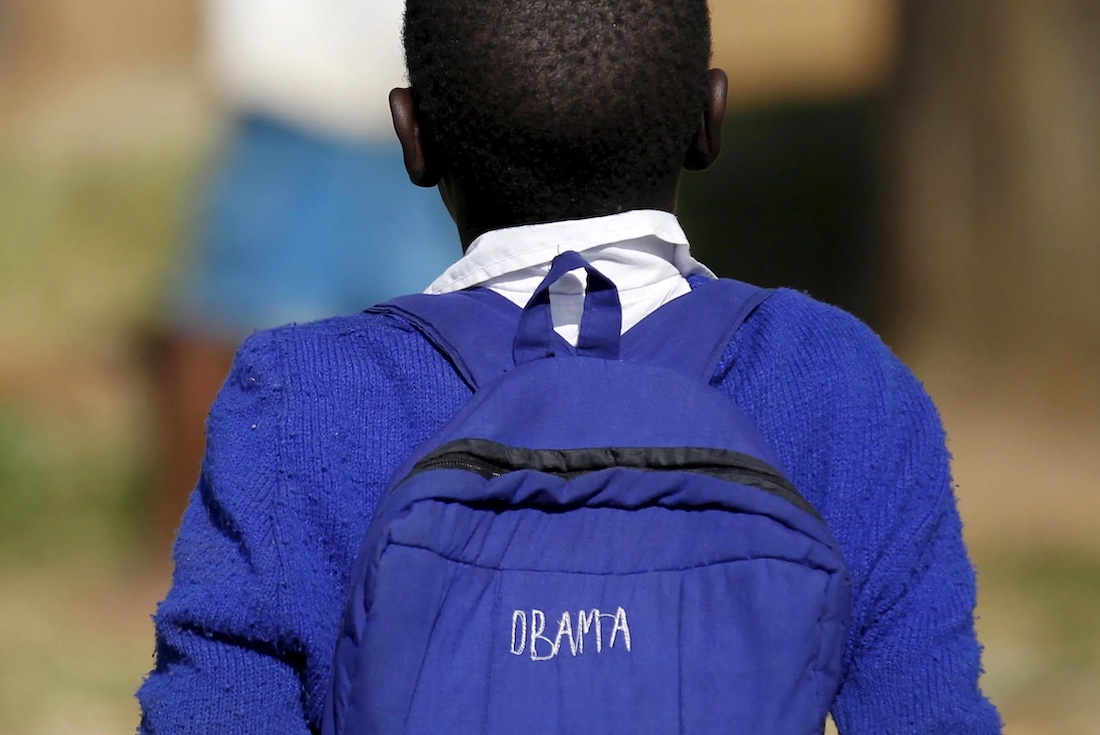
[137,1,1002,732]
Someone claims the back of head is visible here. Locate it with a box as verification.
[403,0,712,226]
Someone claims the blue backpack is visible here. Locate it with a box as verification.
[323,251,850,734]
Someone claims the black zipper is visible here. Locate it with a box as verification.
[412,456,508,478]
[406,440,822,522]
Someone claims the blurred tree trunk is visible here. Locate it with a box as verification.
[681,0,898,331]
[889,0,1100,394]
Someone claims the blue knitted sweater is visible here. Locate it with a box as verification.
[137,287,1001,734]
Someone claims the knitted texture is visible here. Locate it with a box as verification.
[137,288,1001,734]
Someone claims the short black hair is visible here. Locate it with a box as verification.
[403,0,712,225]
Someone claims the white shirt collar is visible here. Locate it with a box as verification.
[425,209,715,295]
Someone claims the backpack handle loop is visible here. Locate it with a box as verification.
[513,251,622,363]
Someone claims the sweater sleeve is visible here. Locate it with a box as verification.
[137,330,312,735]
[828,355,1002,734]
[719,291,1001,733]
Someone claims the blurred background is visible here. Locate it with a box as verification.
[0,0,1097,732]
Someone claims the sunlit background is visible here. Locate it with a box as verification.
[1,1,1098,733]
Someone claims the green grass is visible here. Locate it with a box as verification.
[0,148,195,567]
[0,148,193,733]
[0,400,153,566]
[1002,553,1100,671]
[0,150,195,360]
[975,549,1100,728]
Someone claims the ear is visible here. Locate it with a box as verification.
[390,87,442,187]
[684,68,728,171]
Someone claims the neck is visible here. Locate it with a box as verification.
[444,176,682,250]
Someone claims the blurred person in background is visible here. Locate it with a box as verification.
[152,0,457,551]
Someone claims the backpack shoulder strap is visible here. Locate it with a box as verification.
[367,288,521,391]
[621,277,774,381]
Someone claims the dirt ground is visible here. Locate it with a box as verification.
[943,394,1100,557]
